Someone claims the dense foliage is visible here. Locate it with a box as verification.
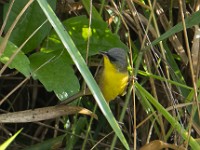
[0,0,199,149]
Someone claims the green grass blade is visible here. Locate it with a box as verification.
[36,0,129,149]
[135,82,200,149]
[138,70,193,90]
[151,10,200,46]
[0,128,23,150]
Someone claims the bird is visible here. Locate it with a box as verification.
[60,48,129,104]
[98,48,129,102]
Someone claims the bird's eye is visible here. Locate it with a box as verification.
[107,54,117,62]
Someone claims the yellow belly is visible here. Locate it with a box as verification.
[98,57,129,102]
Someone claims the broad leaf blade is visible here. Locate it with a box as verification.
[0,37,30,77]
[29,51,80,100]
[64,16,128,55]
[42,16,128,56]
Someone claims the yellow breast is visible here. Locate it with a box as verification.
[98,56,129,102]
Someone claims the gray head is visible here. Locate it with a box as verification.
[103,48,128,72]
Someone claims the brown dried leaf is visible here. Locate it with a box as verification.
[191,26,200,81]
[140,140,186,150]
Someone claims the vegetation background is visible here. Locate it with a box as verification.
[0,0,200,149]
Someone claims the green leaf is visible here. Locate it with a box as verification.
[66,16,128,54]
[0,37,30,77]
[43,16,128,56]
[3,0,56,53]
[29,51,80,100]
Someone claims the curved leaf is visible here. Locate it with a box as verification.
[42,16,128,56]
[0,37,30,77]
[29,51,79,100]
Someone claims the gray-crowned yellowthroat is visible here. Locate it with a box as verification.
[60,48,129,104]
[98,48,129,102]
